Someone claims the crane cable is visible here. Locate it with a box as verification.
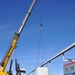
[36,0,47,68]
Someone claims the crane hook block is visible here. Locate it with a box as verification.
[40,24,42,30]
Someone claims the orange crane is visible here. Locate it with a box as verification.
[0,0,36,75]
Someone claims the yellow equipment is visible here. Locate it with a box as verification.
[0,0,36,75]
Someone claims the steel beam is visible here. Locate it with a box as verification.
[26,42,75,75]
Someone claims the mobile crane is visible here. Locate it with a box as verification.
[0,0,36,75]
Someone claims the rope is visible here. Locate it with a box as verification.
[36,0,47,68]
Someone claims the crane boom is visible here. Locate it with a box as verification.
[0,0,36,74]
[18,0,36,35]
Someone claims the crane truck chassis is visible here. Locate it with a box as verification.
[0,0,36,75]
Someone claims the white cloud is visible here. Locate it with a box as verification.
[0,23,16,41]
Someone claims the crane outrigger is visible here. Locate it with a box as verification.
[0,0,36,75]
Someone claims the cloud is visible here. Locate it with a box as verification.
[0,23,16,41]
[0,24,12,30]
